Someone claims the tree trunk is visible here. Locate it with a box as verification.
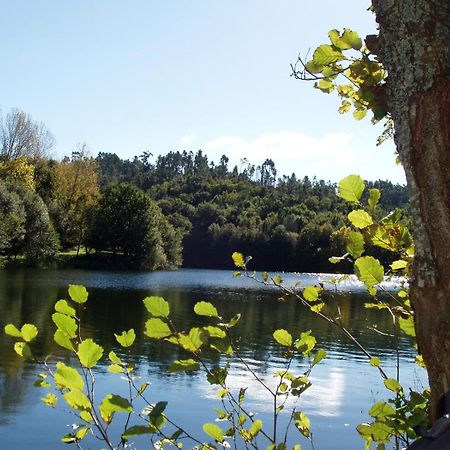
[372,0,450,421]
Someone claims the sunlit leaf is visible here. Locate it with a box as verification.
[54,329,75,351]
[14,341,32,358]
[42,393,58,407]
[4,323,22,338]
[232,252,245,268]
[54,299,76,317]
[145,318,172,339]
[250,419,263,437]
[54,362,84,391]
[313,44,344,65]
[143,296,170,318]
[399,316,416,337]
[194,301,219,318]
[63,388,91,411]
[312,349,327,366]
[338,175,365,203]
[203,423,224,442]
[168,359,200,373]
[294,411,311,437]
[348,210,373,229]
[369,401,395,418]
[99,394,132,424]
[77,339,104,368]
[354,256,384,288]
[346,231,365,258]
[52,313,77,339]
[368,188,381,210]
[122,426,152,441]
[114,329,135,348]
[391,260,408,271]
[68,284,88,304]
[384,378,402,393]
[303,286,320,302]
[273,329,293,347]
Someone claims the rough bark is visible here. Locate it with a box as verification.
[371,0,450,421]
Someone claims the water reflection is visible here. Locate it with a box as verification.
[0,268,423,450]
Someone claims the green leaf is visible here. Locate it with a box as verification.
[68,285,88,304]
[177,328,207,352]
[54,299,76,317]
[368,188,381,210]
[143,296,170,318]
[61,434,77,443]
[354,256,384,288]
[370,357,381,367]
[75,427,90,441]
[353,109,367,120]
[273,329,293,347]
[316,79,334,93]
[346,231,365,258]
[391,260,408,271]
[250,419,263,437]
[109,351,122,365]
[149,401,168,418]
[14,341,32,358]
[313,44,344,65]
[194,301,219,317]
[262,271,269,282]
[4,323,22,338]
[303,286,320,302]
[338,175,365,203]
[99,394,132,424]
[399,316,416,337]
[204,326,226,338]
[342,28,362,50]
[122,426,152,441]
[227,313,241,328]
[54,362,84,391]
[54,330,75,351]
[145,318,172,339]
[80,411,93,422]
[63,388,91,411]
[312,349,327,366]
[52,313,77,339]
[168,359,200,372]
[77,339,104,368]
[114,329,135,348]
[296,331,317,355]
[42,393,58,407]
[108,364,123,374]
[384,378,402,393]
[203,423,224,442]
[272,274,283,284]
[20,324,38,342]
[207,366,228,386]
[369,401,395,418]
[232,252,245,268]
[294,411,311,437]
[329,29,352,50]
[348,209,374,229]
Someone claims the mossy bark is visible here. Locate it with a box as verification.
[372,0,450,421]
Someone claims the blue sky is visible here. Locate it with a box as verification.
[0,0,405,183]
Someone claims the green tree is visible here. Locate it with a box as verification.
[91,184,182,270]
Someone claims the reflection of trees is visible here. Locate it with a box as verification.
[0,271,415,427]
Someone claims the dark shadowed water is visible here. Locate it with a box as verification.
[0,269,426,449]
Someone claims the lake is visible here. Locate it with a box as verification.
[0,268,426,449]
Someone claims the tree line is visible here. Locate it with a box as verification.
[0,107,409,271]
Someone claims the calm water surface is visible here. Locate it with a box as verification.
[0,269,426,449]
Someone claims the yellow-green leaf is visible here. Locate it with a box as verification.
[313,44,344,65]
[203,423,224,442]
[346,231,365,258]
[54,362,84,391]
[99,394,132,424]
[273,329,293,347]
[54,329,75,351]
[232,252,245,268]
[114,329,135,348]
[354,256,384,288]
[63,388,91,411]
[143,296,170,318]
[391,260,408,271]
[42,393,58,407]
[194,301,219,317]
[68,284,88,304]
[54,299,76,317]
[77,339,104,368]
[145,318,172,339]
[4,323,22,338]
[14,341,32,358]
[52,313,77,339]
[348,210,373,229]
[303,286,320,302]
[168,359,200,373]
[384,378,402,393]
[338,175,365,203]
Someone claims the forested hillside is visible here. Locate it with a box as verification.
[0,108,409,272]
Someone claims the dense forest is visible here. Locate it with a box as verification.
[0,108,409,272]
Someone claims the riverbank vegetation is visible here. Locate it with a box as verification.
[0,108,409,271]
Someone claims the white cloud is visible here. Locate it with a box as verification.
[203,131,405,183]
[181,133,196,145]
